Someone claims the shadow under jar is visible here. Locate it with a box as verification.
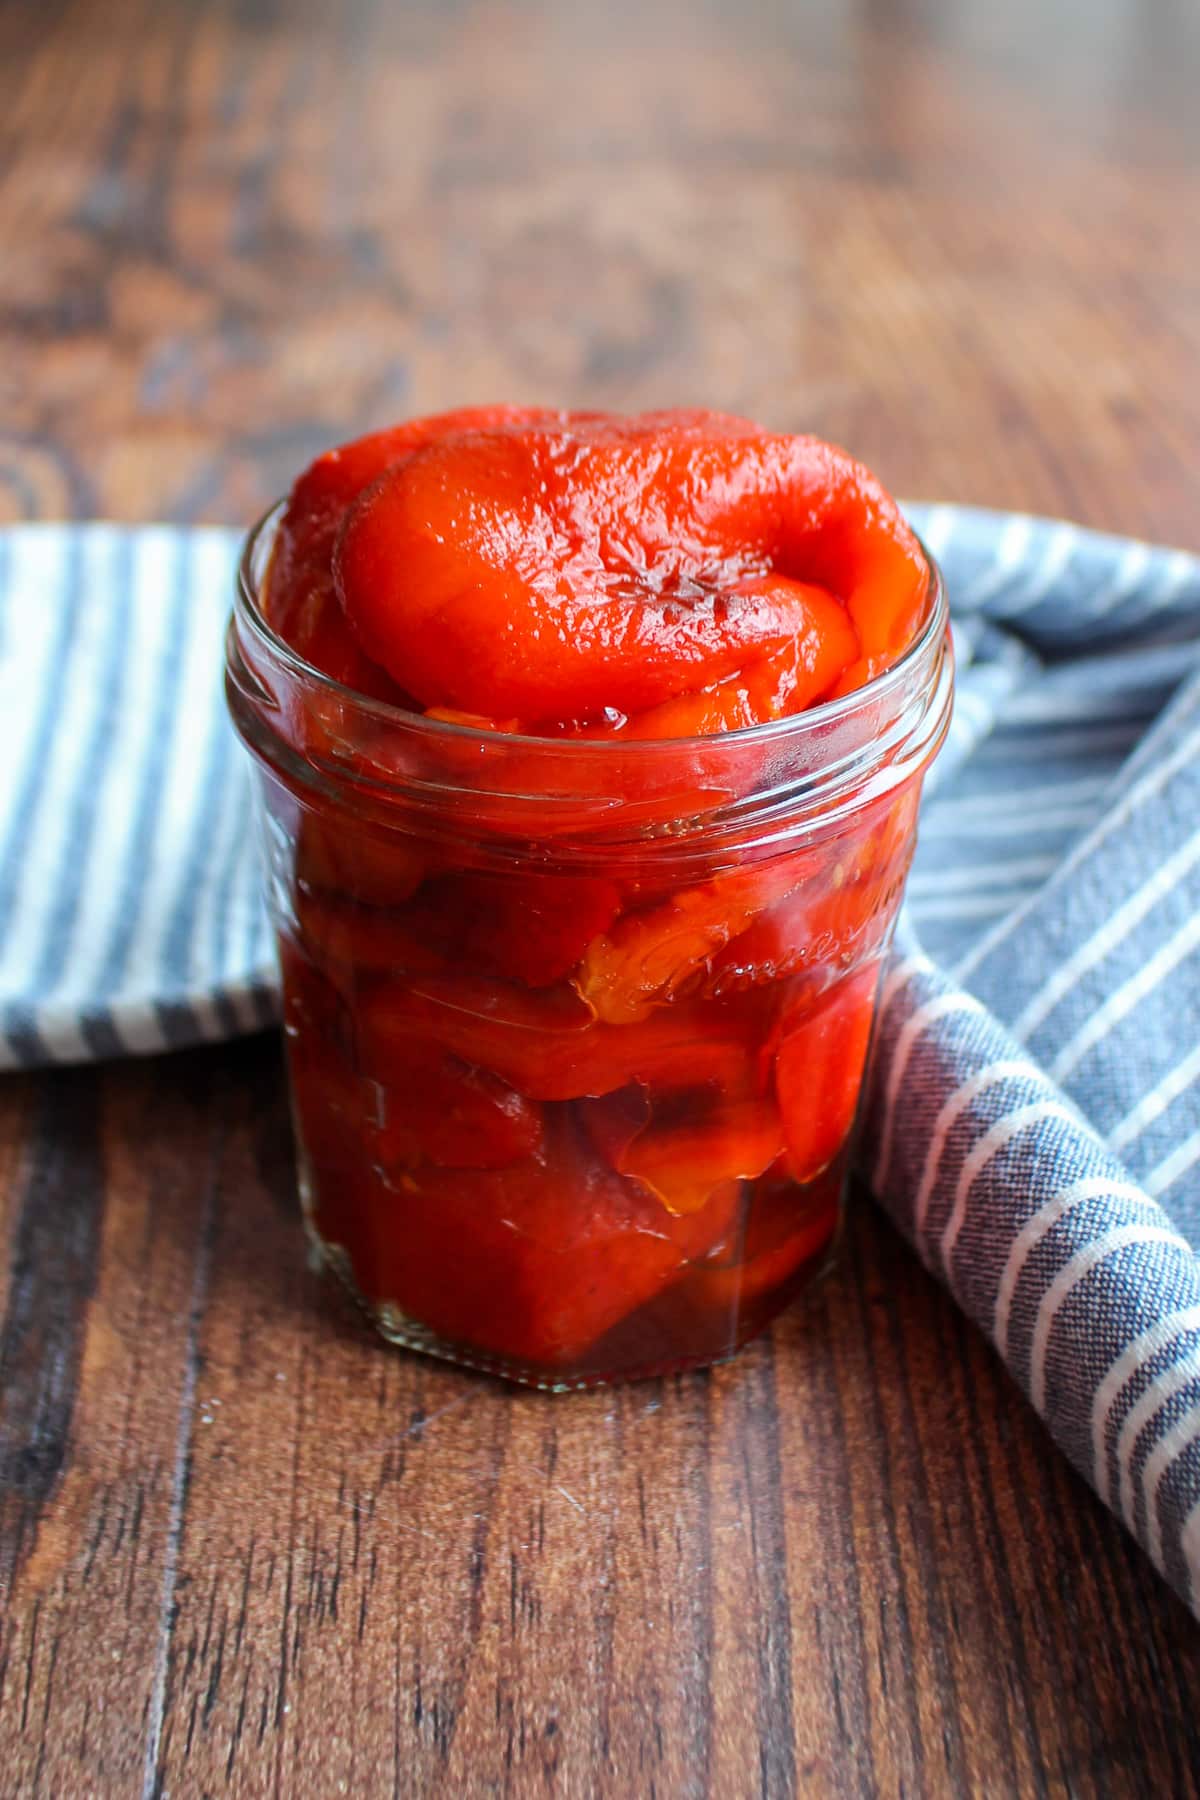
[227,506,952,1390]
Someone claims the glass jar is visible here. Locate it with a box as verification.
[227,504,952,1389]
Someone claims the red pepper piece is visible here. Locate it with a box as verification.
[666,1179,744,1262]
[703,884,840,1000]
[296,811,427,911]
[340,1113,735,1367]
[691,1165,841,1309]
[269,405,565,696]
[287,1042,374,1180]
[296,886,454,985]
[278,943,372,1173]
[334,416,925,722]
[623,584,858,738]
[357,973,758,1101]
[579,1089,761,1245]
[613,1091,786,1216]
[279,936,349,1046]
[266,567,407,704]
[578,1084,653,1167]
[298,868,619,992]
[576,852,816,1025]
[773,964,880,1183]
[705,790,920,999]
[587,1156,841,1368]
[704,867,883,1000]
[423,870,623,989]
[425,583,858,742]
[372,1044,542,1170]
[826,654,892,700]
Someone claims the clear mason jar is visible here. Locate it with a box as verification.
[226,503,952,1390]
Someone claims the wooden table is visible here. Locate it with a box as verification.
[3,1,1200,1793]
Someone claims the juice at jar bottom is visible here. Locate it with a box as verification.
[227,406,953,1388]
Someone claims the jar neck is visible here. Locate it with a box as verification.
[226,504,952,870]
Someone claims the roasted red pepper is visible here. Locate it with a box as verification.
[333,414,925,725]
[269,406,563,698]
[254,407,933,1384]
[356,972,760,1102]
[300,1104,741,1367]
[774,965,881,1184]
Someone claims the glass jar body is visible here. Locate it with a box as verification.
[228,508,951,1389]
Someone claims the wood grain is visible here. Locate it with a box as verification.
[3,0,1200,1794]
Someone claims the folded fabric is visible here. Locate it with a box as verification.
[2,510,1199,1614]
[0,526,276,1064]
[867,505,1200,1616]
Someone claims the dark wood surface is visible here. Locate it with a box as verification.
[3,1,1200,1794]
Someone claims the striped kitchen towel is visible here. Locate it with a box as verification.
[867,503,1200,1616]
[0,526,276,1065]
[3,511,1200,1615]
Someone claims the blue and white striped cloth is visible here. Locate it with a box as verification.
[0,526,276,1065]
[868,503,1200,1617]
[3,510,1200,1615]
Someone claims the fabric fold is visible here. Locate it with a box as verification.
[864,934,1200,1611]
[870,504,1200,1614]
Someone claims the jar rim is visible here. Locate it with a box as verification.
[233,499,949,758]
